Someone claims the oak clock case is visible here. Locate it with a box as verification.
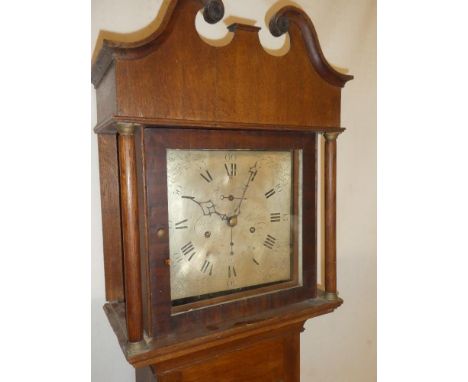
[92,0,353,380]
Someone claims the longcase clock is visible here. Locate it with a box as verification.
[92,1,353,381]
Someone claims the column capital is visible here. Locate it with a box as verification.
[323,131,341,141]
[116,122,140,136]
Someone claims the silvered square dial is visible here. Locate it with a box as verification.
[166,149,300,305]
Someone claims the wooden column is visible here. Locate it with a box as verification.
[323,132,340,301]
[117,122,143,343]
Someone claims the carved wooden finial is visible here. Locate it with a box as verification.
[269,13,290,37]
[202,0,225,24]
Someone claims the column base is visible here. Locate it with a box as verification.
[127,339,149,354]
[324,291,340,301]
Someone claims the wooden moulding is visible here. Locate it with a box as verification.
[104,291,342,369]
[94,117,347,135]
[117,123,144,342]
[323,132,340,300]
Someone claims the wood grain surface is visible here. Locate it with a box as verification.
[97,134,124,302]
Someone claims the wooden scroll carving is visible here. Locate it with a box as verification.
[269,6,353,87]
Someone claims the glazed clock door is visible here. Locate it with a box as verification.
[144,127,317,334]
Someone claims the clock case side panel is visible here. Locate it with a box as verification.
[97,132,125,302]
[95,62,117,126]
[142,127,317,338]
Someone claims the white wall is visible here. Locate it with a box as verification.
[91,1,376,381]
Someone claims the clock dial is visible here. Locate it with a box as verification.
[166,149,300,304]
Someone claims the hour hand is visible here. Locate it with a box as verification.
[182,196,227,221]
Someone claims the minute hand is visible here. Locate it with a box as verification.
[234,162,257,216]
